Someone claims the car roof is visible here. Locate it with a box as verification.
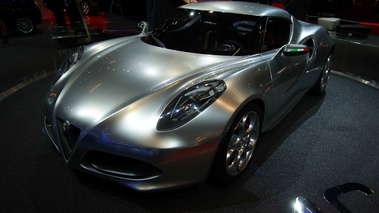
[179,1,292,20]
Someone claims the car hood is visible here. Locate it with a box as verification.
[53,36,237,127]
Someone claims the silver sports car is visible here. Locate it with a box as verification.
[43,1,334,192]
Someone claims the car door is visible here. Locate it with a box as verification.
[262,17,310,117]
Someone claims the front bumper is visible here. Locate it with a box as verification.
[43,116,219,192]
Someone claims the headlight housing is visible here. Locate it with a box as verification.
[52,46,85,84]
[157,80,227,131]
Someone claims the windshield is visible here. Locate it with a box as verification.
[142,9,262,56]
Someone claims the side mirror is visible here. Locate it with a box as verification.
[282,44,310,56]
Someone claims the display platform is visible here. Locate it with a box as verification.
[0,72,378,212]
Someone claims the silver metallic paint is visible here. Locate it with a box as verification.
[43,2,334,191]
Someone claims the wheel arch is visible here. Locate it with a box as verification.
[224,97,265,135]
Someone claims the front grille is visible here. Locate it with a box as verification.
[85,151,162,180]
[56,118,80,159]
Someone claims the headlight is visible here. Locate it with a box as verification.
[52,46,85,84]
[157,80,226,131]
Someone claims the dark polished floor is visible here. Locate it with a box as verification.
[1,15,379,213]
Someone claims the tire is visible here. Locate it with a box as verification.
[209,103,262,185]
[16,17,34,34]
[309,53,333,95]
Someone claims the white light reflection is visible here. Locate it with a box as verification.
[293,199,303,213]
[213,97,235,114]
[145,67,160,77]
[76,108,104,124]
[91,43,110,53]
[117,107,184,149]
[90,83,101,93]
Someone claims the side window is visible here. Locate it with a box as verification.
[262,18,291,52]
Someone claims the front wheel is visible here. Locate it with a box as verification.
[209,103,262,185]
[309,53,333,95]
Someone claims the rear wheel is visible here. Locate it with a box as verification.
[209,103,262,185]
[309,53,333,95]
